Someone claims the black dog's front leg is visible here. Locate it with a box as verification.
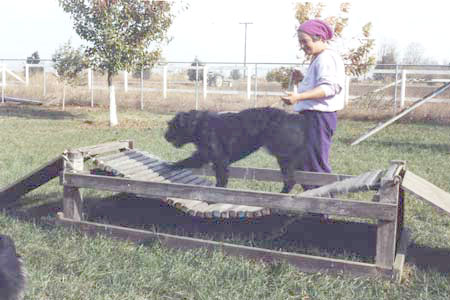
[171,151,208,170]
[213,161,229,188]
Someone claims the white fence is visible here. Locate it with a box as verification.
[1,60,450,109]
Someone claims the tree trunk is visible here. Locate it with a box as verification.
[108,71,118,127]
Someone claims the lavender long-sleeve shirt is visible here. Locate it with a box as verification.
[293,49,345,112]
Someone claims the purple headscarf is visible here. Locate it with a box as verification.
[297,19,334,41]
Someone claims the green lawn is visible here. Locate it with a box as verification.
[1,104,449,299]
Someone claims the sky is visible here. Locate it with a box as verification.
[1,0,449,64]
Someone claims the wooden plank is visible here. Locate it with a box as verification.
[62,172,398,220]
[351,82,450,146]
[0,156,64,207]
[375,165,400,269]
[76,140,132,156]
[191,165,353,185]
[56,213,393,279]
[393,228,411,283]
[402,170,450,217]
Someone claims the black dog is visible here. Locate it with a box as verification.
[164,107,308,193]
[0,234,26,300]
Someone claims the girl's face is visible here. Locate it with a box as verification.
[298,32,325,57]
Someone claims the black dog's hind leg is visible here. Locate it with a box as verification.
[277,157,296,193]
[212,161,229,188]
[171,151,208,170]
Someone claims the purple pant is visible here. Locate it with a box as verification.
[299,110,337,191]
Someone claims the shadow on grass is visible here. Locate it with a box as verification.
[7,192,450,274]
[0,103,84,120]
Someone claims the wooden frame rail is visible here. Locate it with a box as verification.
[58,146,408,281]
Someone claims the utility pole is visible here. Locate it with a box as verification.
[239,22,252,77]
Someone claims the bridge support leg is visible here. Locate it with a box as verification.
[63,150,84,221]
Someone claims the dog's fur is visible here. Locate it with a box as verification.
[165,107,308,193]
[0,234,26,300]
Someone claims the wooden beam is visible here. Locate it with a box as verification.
[0,156,64,207]
[75,140,133,156]
[375,163,400,269]
[56,213,393,279]
[351,82,450,146]
[393,228,411,283]
[191,165,353,185]
[61,172,397,220]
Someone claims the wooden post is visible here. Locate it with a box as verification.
[375,162,401,271]
[63,150,84,221]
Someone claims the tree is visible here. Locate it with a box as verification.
[59,0,175,126]
[374,40,399,81]
[295,2,376,76]
[52,40,86,110]
[266,67,303,89]
[401,42,427,65]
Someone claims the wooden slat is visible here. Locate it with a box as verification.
[56,214,393,279]
[0,156,64,207]
[402,171,450,217]
[191,165,353,185]
[62,172,398,220]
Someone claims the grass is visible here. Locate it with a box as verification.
[1,103,450,299]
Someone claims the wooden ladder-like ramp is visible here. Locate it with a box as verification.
[0,156,64,208]
[402,170,450,217]
[93,149,271,219]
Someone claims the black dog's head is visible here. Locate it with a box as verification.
[165,110,204,148]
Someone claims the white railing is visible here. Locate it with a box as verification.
[1,60,449,109]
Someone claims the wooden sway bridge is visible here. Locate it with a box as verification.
[1,140,450,282]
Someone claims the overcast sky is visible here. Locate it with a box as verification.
[1,0,449,64]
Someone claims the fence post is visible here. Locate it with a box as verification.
[400,70,406,108]
[253,63,258,108]
[1,64,5,103]
[109,85,118,126]
[25,64,29,86]
[123,71,128,93]
[140,68,144,110]
[163,65,168,99]
[90,69,94,107]
[203,65,208,100]
[87,68,92,90]
[246,65,251,100]
[43,66,46,97]
[344,75,350,106]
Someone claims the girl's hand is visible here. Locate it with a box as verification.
[280,92,297,105]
